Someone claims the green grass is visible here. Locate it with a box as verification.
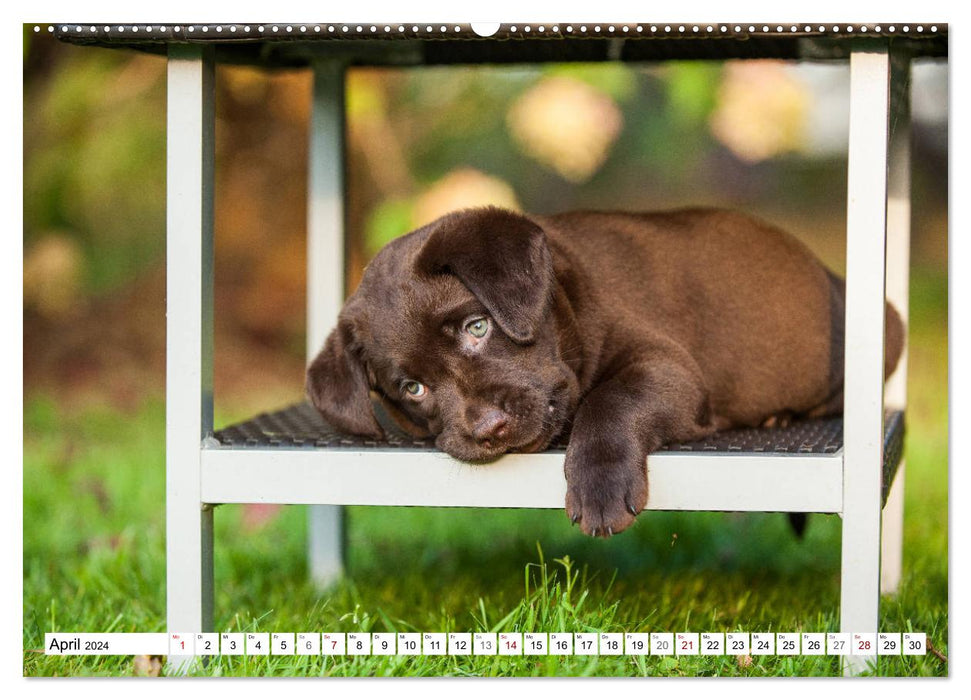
[22,271,948,677]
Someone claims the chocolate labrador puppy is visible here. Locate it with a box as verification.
[307,207,904,537]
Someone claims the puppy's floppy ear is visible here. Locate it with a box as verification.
[306,318,384,439]
[415,207,553,344]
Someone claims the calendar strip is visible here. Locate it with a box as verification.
[42,632,927,657]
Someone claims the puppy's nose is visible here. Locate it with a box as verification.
[472,409,509,443]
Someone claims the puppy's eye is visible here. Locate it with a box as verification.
[403,380,427,398]
[465,317,490,338]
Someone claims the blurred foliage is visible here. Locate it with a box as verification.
[508,75,624,182]
[545,62,638,101]
[22,34,947,408]
[24,44,166,301]
[665,62,722,126]
[710,63,809,162]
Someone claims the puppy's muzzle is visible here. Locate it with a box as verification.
[472,409,510,447]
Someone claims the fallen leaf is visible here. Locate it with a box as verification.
[242,503,282,532]
[133,654,162,677]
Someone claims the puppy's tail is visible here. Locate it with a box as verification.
[787,512,808,539]
[883,300,905,380]
[826,270,906,390]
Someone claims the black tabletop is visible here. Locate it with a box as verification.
[49,22,947,67]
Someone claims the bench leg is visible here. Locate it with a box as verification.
[306,60,348,589]
[881,53,912,596]
[841,47,892,676]
[308,506,344,588]
[165,43,216,673]
[880,462,905,595]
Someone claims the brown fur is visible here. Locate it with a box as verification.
[308,207,904,537]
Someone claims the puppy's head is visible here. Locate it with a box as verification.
[307,207,578,461]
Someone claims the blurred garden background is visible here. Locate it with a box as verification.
[23,26,948,676]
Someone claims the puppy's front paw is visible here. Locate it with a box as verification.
[564,446,648,538]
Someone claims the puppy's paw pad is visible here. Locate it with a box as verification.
[564,465,647,538]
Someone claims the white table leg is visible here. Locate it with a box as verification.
[306,60,348,589]
[841,47,892,676]
[165,44,216,673]
[881,53,911,596]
